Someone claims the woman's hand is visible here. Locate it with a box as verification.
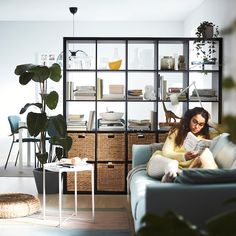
[185,151,199,161]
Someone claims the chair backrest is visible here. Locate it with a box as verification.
[8,115,21,135]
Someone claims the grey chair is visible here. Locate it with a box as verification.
[5,115,40,169]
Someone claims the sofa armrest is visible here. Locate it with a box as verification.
[132,144,152,168]
[132,143,164,168]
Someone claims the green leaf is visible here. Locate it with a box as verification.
[31,66,50,83]
[207,210,236,236]
[45,91,59,110]
[14,64,35,75]
[19,71,34,85]
[49,63,62,82]
[48,114,66,138]
[20,103,42,114]
[36,152,48,165]
[27,112,47,137]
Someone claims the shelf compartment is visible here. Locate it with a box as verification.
[66,171,92,192]
[128,133,156,161]
[97,163,125,192]
[68,133,95,161]
[97,133,125,161]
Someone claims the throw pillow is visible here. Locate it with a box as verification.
[147,154,178,179]
[175,168,236,184]
[215,141,236,168]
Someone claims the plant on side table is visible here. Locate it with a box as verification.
[193,21,219,64]
[14,63,73,193]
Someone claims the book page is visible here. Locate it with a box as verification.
[183,132,211,154]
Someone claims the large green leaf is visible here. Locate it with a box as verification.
[27,112,47,137]
[20,103,42,114]
[36,152,48,165]
[49,63,62,82]
[31,66,50,83]
[19,71,34,85]
[48,114,66,138]
[14,64,35,75]
[45,91,59,110]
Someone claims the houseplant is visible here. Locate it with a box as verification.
[194,21,219,63]
[14,63,72,193]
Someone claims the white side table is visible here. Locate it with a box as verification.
[43,162,95,227]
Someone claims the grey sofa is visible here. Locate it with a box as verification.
[129,143,236,232]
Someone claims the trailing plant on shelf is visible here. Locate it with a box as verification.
[14,63,72,166]
[194,21,219,63]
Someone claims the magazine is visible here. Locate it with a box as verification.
[183,132,212,154]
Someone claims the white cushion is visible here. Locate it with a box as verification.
[214,141,236,168]
[147,154,179,179]
[209,133,229,158]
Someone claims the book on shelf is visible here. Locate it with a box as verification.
[183,132,211,155]
[74,96,96,100]
[67,126,87,131]
[66,81,74,100]
[87,110,95,131]
[150,110,157,131]
[159,75,167,100]
[127,95,143,100]
[97,78,103,99]
[68,114,84,121]
[102,94,125,100]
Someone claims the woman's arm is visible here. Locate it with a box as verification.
[162,130,186,162]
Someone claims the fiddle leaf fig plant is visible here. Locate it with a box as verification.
[14,63,72,165]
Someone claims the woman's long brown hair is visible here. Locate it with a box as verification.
[169,107,210,147]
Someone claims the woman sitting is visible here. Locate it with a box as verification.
[147,107,218,182]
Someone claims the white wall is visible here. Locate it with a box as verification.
[0,20,183,164]
[184,0,236,116]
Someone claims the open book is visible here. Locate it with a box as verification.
[183,132,212,154]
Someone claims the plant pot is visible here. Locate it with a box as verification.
[202,25,213,38]
[33,168,59,194]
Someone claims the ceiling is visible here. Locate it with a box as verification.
[0,0,206,22]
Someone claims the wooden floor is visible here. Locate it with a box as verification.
[0,176,135,235]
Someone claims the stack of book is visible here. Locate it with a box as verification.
[102,84,125,100]
[127,89,143,100]
[128,119,151,131]
[67,114,87,131]
[166,87,187,101]
[98,119,125,131]
[190,89,217,101]
[74,86,96,100]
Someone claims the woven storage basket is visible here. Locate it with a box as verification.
[68,133,95,161]
[97,163,125,192]
[0,193,40,218]
[128,163,132,173]
[97,133,125,161]
[66,171,92,192]
[128,133,156,160]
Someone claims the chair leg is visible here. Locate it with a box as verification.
[5,141,14,169]
[15,151,19,166]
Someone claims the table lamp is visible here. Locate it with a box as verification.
[169,81,202,107]
[169,81,217,129]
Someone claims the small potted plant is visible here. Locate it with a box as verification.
[194,21,219,64]
[14,63,73,193]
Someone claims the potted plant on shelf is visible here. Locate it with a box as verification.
[14,63,73,193]
[194,21,219,64]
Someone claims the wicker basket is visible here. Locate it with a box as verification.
[97,163,125,192]
[97,133,125,161]
[66,171,92,192]
[68,133,95,161]
[128,133,156,160]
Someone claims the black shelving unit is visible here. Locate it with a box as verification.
[63,37,223,194]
